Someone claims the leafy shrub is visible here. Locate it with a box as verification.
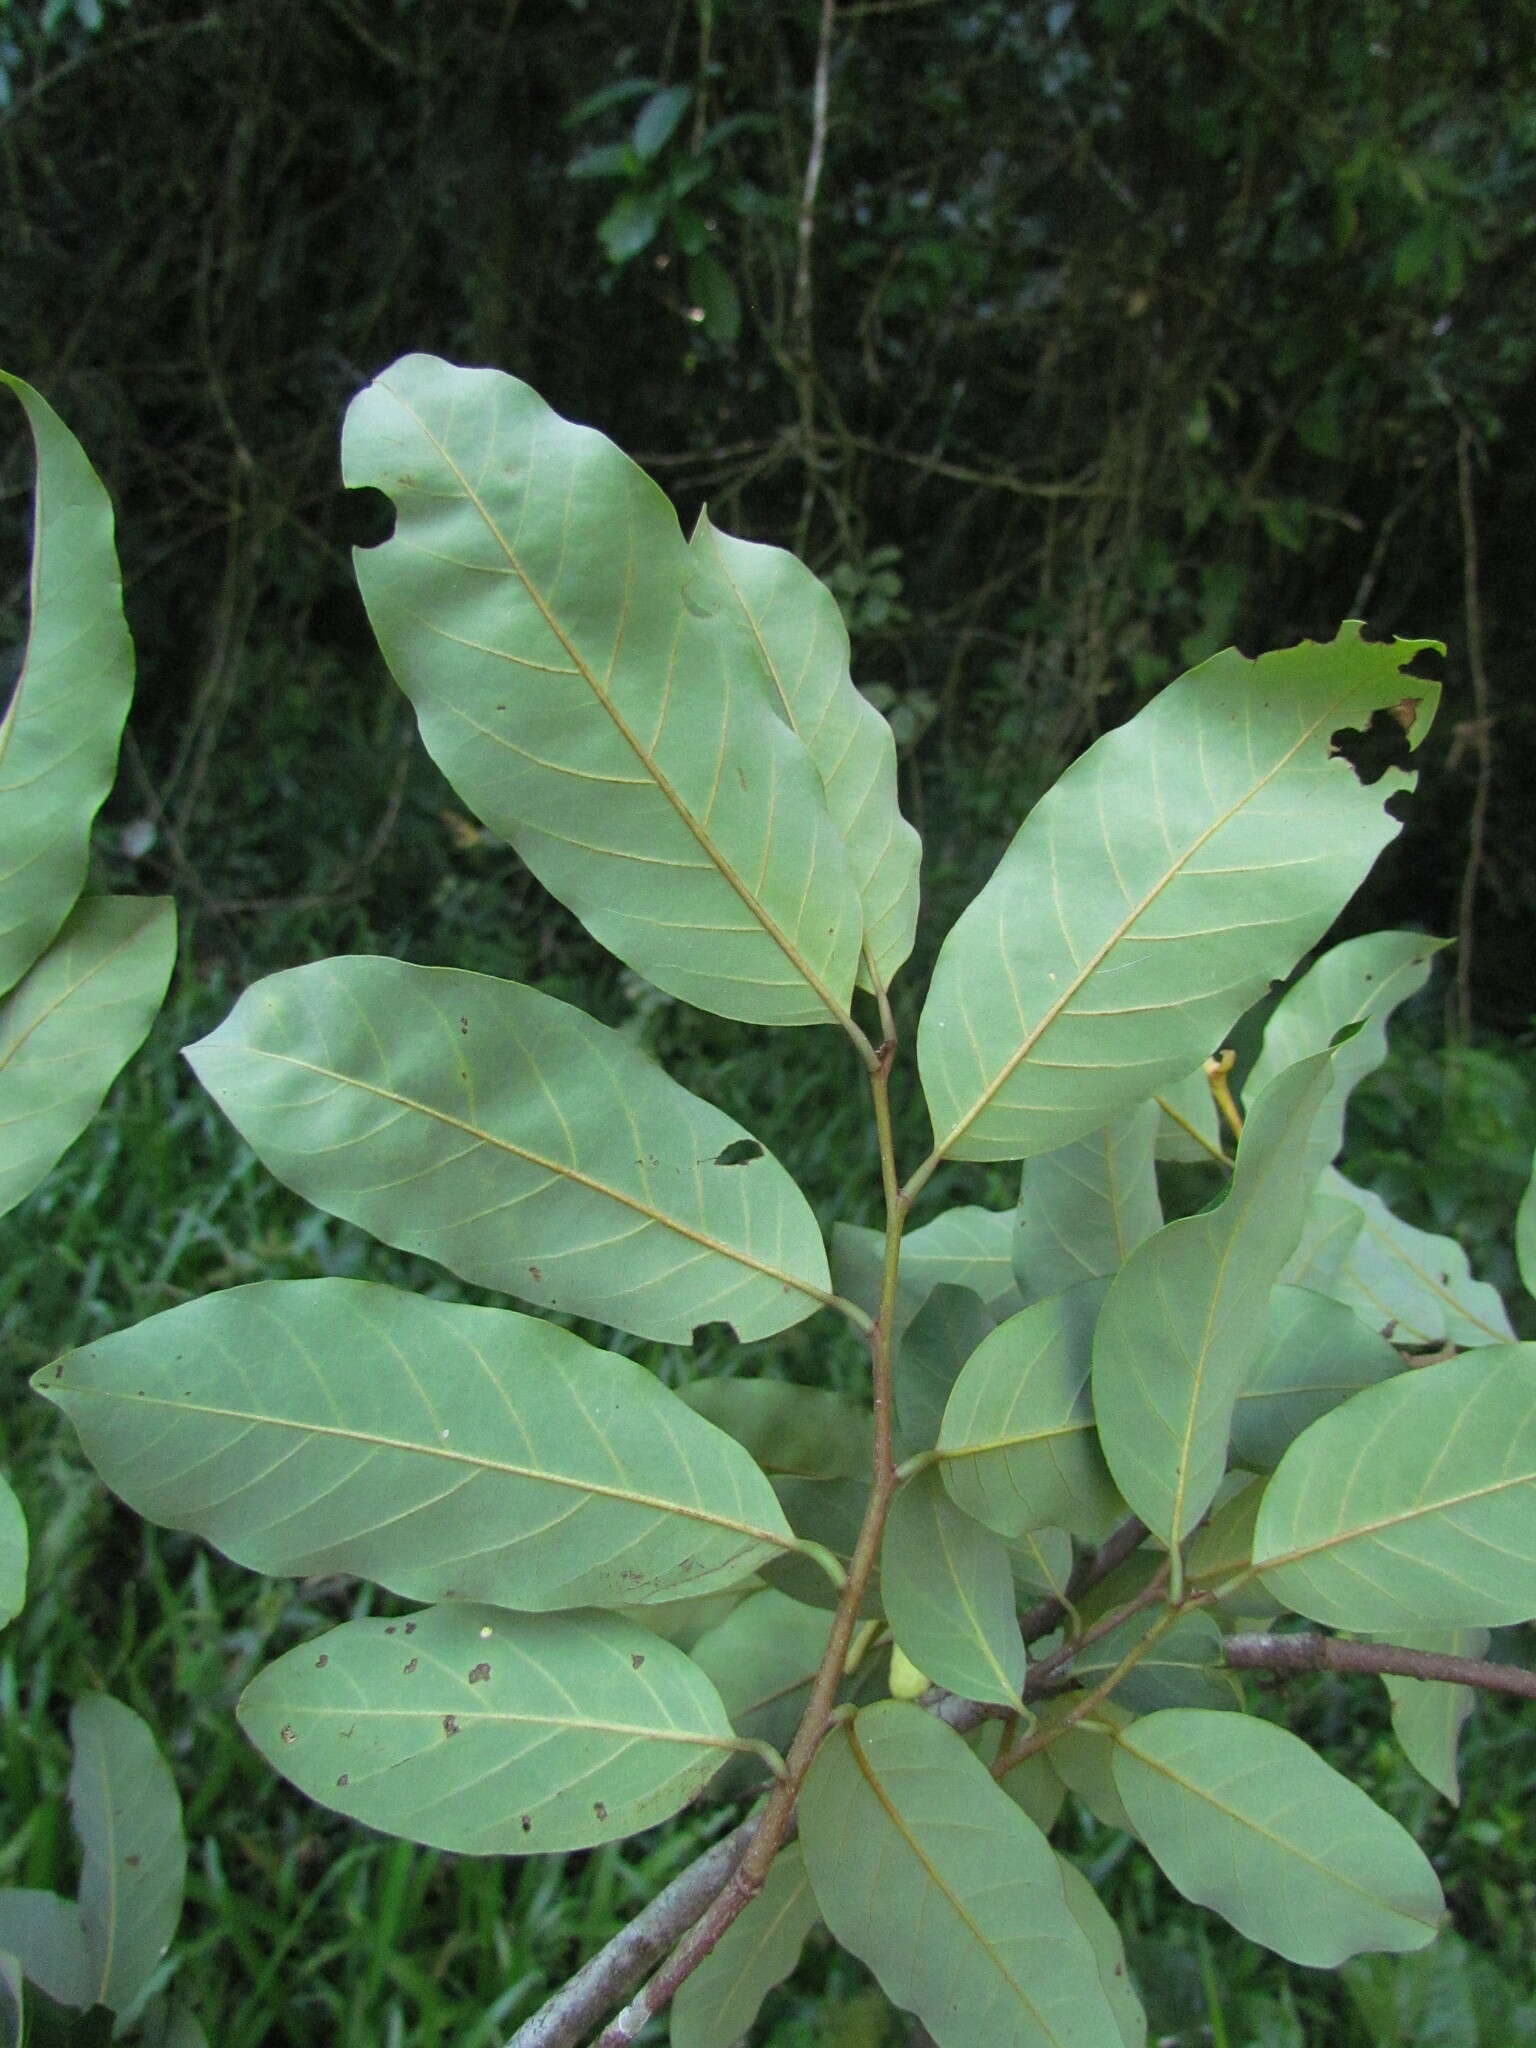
[26,355,1536,2047]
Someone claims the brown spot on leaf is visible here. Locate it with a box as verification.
[125,1854,141,1868]
[468,1661,492,1684]
[520,1814,532,1833]
[315,1655,329,1668]
[593,1801,608,1821]
[403,1658,418,1675]
[403,1622,417,1635]
[630,1652,646,1670]
[280,1725,296,1745]
[529,1263,542,1283]
[385,1625,398,1636]
[337,1774,349,1789]
[443,1714,460,1737]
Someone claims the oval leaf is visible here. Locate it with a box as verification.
[1013,1100,1163,1299]
[1092,1055,1334,1549]
[0,895,175,1218]
[917,626,1440,1162]
[799,1701,1120,2048]
[343,355,863,1027]
[1243,931,1445,1183]
[1230,1283,1402,1471]
[881,1469,1024,1706]
[0,1897,92,2012]
[184,956,830,1343]
[38,1280,795,1610]
[1111,1708,1443,1965]
[1321,1167,1512,1348]
[1380,1626,1488,1805]
[238,1604,737,1854]
[0,373,135,997]
[692,514,921,991]
[69,1696,185,2016]
[938,1280,1121,1542]
[670,1842,818,2048]
[1253,1344,1536,1631]
[0,1476,25,1629]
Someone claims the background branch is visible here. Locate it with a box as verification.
[1223,1632,1536,1700]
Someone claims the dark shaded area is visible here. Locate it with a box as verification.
[1,0,1533,1024]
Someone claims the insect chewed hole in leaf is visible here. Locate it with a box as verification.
[691,1320,740,1351]
[1328,704,1418,785]
[713,1138,763,1167]
[337,484,396,549]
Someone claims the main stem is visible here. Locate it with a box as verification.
[594,1030,910,2044]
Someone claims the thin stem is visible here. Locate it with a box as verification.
[993,1606,1184,1776]
[1223,1631,1536,1701]
[1152,1090,1230,1169]
[502,1815,758,2048]
[1204,1049,1243,1144]
[593,1028,910,2045]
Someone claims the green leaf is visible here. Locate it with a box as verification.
[1111,1708,1443,1964]
[39,1280,797,1610]
[1014,1101,1163,1299]
[343,355,863,1027]
[184,957,830,1343]
[763,1474,878,1614]
[691,514,920,991]
[799,1701,1121,2047]
[688,1590,831,1758]
[968,1725,1067,1836]
[1243,931,1445,1182]
[938,1280,1121,1542]
[0,1952,19,2048]
[1380,1627,1488,1804]
[1230,1284,1403,1470]
[685,254,742,345]
[238,1604,738,1854]
[916,627,1440,1163]
[833,1205,1021,1341]
[1008,1526,1075,1600]
[597,190,665,263]
[0,895,175,1218]
[0,1900,91,2012]
[1071,1609,1240,1714]
[1279,1187,1364,1292]
[1054,1857,1147,2048]
[1253,1344,1536,1631]
[69,1696,184,2016]
[881,1469,1024,1706]
[1038,1699,1139,1836]
[0,1476,25,1628]
[670,1842,818,2048]
[1322,1168,1513,1348]
[1092,1054,1334,1549]
[0,373,135,998]
[632,84,691,160]
[1517,1151,1535,1301]
[677,1379,871,1480]
[894,1282,991,1456]
[1183,1478,1283,1621]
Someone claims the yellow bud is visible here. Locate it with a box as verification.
[888,1643,932,1700]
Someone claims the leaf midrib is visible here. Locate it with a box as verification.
[382,378,856,1030]
[846,1720,1079,2045]
[1118,1733,1438,1931]
[1257,1464,1536,1578]
[63,1382,797,1555]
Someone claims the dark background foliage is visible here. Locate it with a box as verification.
[3,0,1535,1021]
[2,2,1535,2042]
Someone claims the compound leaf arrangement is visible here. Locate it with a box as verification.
[33,354,1536,2048]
